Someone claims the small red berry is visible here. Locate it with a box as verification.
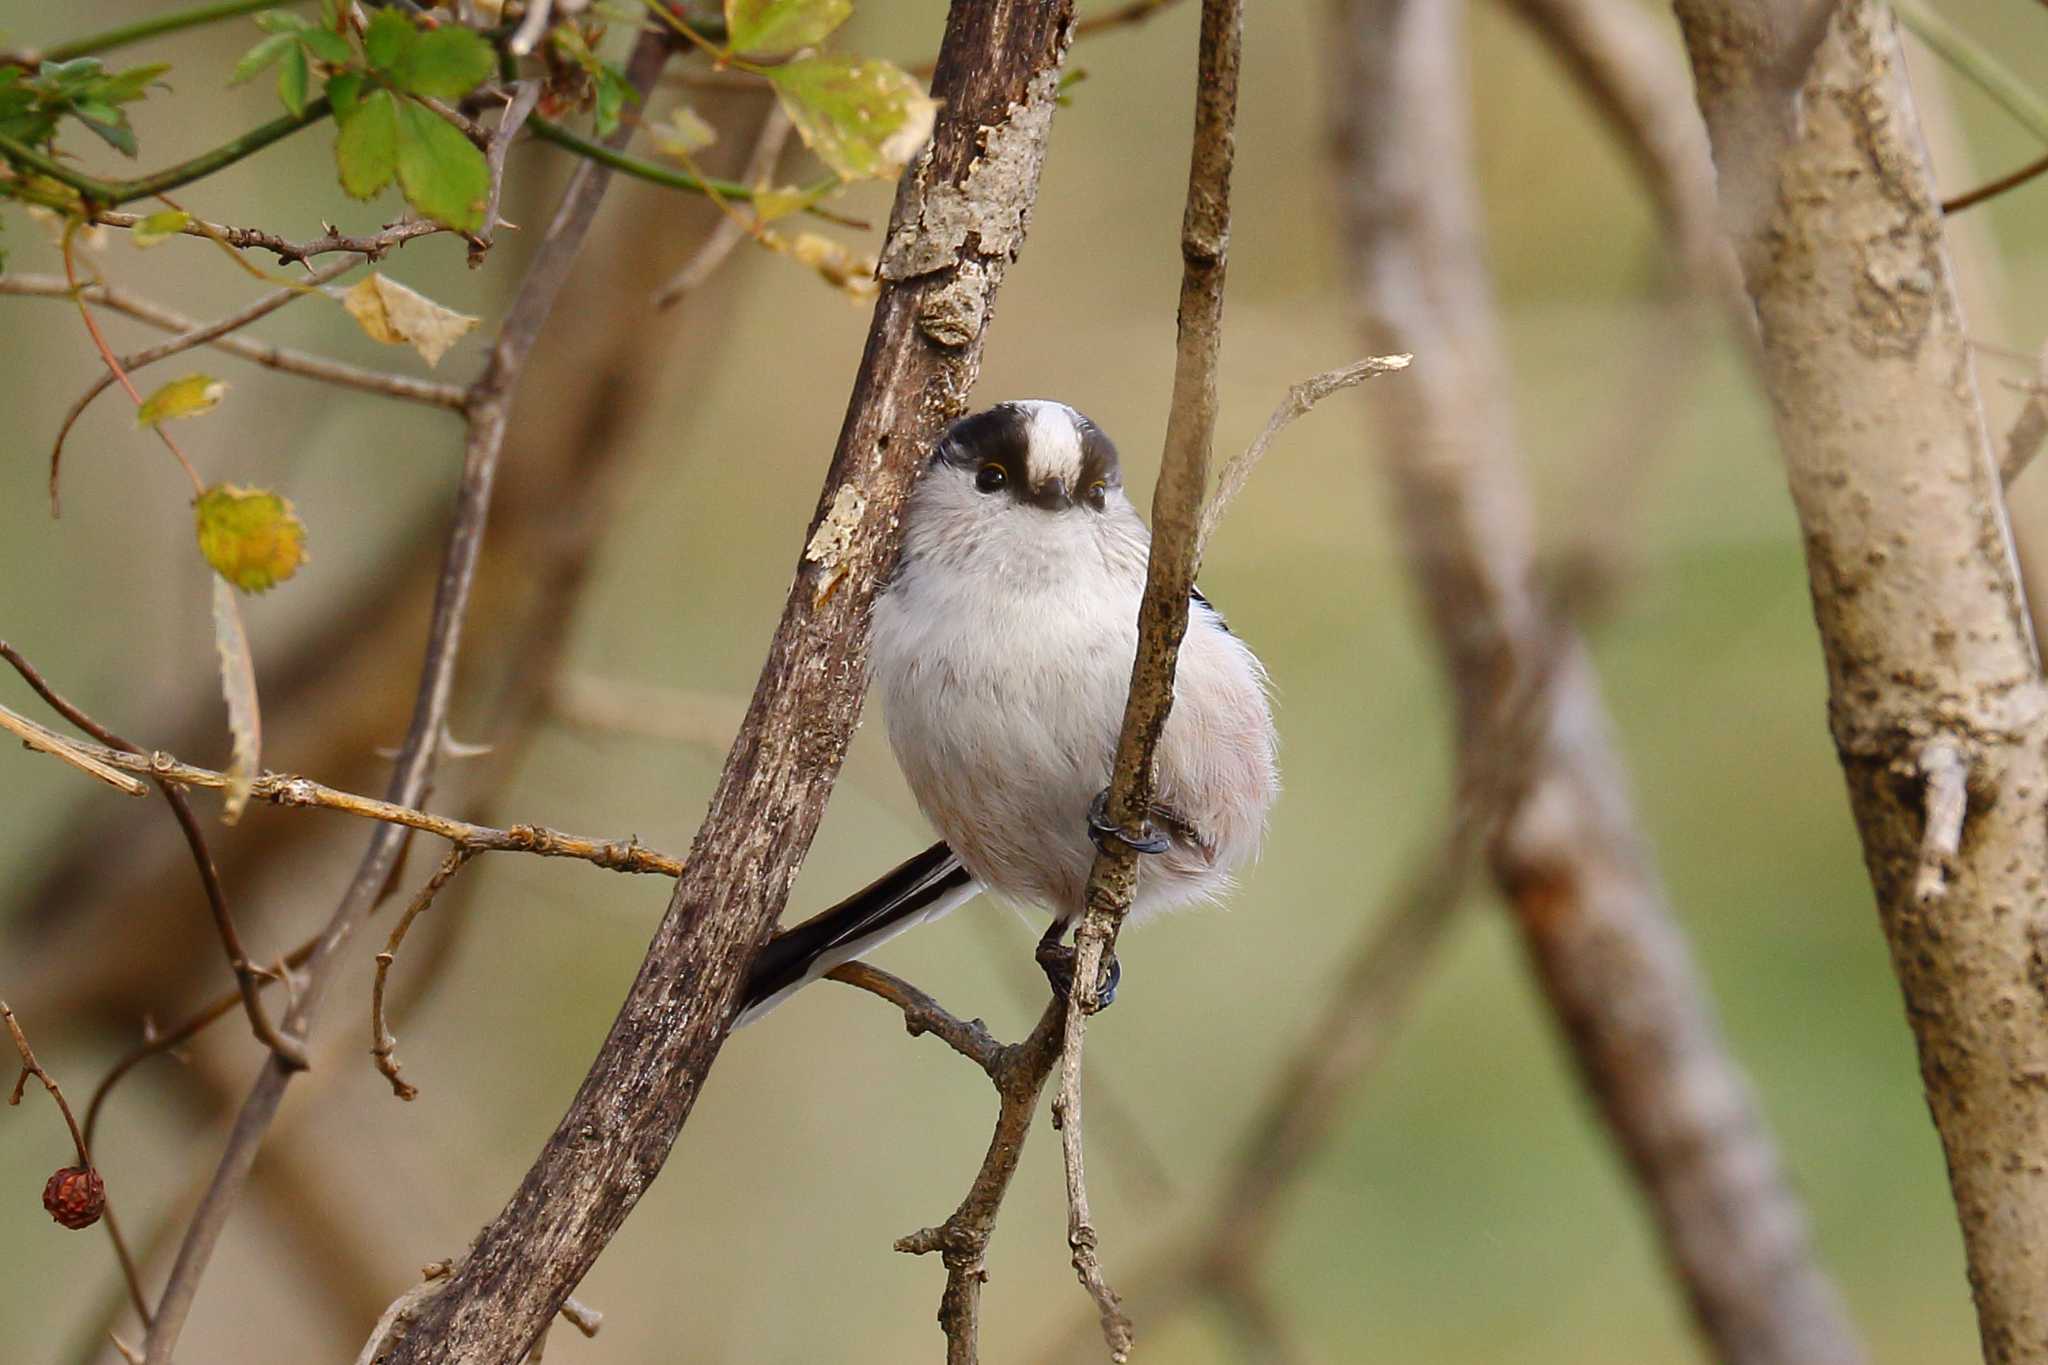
[42,1165,105,1230]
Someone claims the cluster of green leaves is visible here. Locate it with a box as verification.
[233,5,497,232]
[0,57,167,157]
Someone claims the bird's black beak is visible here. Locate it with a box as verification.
[1029,476,1072,510]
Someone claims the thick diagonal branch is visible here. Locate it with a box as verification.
[360,6,1078,1362]
[1334,2,1864,1362]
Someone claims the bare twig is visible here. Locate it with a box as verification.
[1943,149,2048,215]
[6,1001,91,1166]
[372,849,477,1100]
[358,8,1079,1360]
[5,1001,150,1322]
[472,80,542,265]
[1053,2,1243,1356]
[1196,354,1411,557]
[844,971,1067,1365]
[2,642,306,1068]
[0,274,468,408]
[49,256,360,508]
[0,700,148,794]
[140,31,684,1365]
[11,732,684,876]
[826,961,1006,1075]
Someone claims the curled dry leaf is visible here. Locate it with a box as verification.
[195,483,308,593]
[136,373,227,427]
[780,230,877,300]
[210,576,262,823]
[341,273,480,368]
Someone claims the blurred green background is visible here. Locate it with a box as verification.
[4,2,2047,1361]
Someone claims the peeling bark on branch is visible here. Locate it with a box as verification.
[361,6,1077,1362]
[1333,3,1864,1362]
[1672,3,2048,1360]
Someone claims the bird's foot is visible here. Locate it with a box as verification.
[1036,927,1121,1010]
[1088,787,1170,857]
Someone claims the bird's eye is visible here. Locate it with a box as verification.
[975,463,1007,493]
[1084,481,1108,510]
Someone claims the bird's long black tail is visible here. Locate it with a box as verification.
[735,840,979,1026]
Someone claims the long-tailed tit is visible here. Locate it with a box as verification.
[738,401,1279,1022]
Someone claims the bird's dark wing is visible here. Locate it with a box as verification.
[1190,584,1230,634]
[737,840,979,1024]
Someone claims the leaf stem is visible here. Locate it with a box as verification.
[528,114,854,223]
[0,98,330,208]
[36,0,309,62]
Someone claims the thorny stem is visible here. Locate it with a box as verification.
[139,31,681,1364]
[0,100,332,208]
[35,734,685,875]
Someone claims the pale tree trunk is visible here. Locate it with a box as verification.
[1332,1,1864,1361]
[1672,2,2048,1360]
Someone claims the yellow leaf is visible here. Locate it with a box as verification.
[340,273,479,368]
[650,107,718,162]
[210,576,261,823]
[783,230,877,300]
[137,374,227,427]
[752,185,810,223]
[131,209,192,247]
[195,483,308,593]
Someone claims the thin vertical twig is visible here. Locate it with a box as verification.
[1054,1,1242,1356]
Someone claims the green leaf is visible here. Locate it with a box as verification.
[70,105,138,157]
[137,373,227,427]
[593,62,634,137]
[230,32,294,86]
[334,87,399,198]
[767,55,938,181]
[725,0,852,54]
[362,8,416,72]
[393,98,488,231]
[298,27,353,66]
[254,9,312,33]
[326,70,363,120]
[277,43,310,116]
[396,25,494,100]
[131,208,192,246]
[196,483,308,593]
[96,63,170,104]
